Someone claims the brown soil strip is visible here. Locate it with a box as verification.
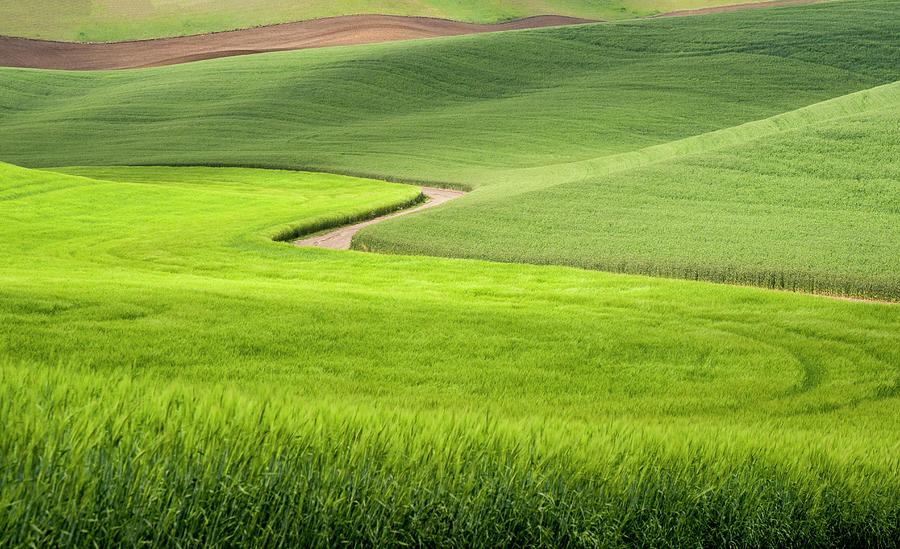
[294,186,465,250]
[0,1,831,71]
[0,15,594,71]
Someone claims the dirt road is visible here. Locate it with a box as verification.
[294,186,465,250]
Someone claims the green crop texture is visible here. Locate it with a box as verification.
[1,0,778,41]
[357,83,900,300]
[3,1,898,176]
[1,162,899,546]
[1,0,898,298]
[1,0,899,546]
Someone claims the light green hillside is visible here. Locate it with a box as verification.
[1,0,781,41]
[1,161,898,545]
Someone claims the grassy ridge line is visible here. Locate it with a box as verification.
[30,164,428,244]
[230,187,425,243]
[269,193,423,241]
[2,358,898,547]
[0,163,424,268]
[474,80,900,198]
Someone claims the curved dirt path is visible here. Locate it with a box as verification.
[294,186,465,250]
[0,1,830,71]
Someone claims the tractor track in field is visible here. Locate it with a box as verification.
[294,186,465,250]
[1,0,828,71]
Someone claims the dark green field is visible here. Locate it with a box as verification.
[1,0,898,546]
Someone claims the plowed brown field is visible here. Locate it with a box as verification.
[0,1,828,71]
[0,15,593,70]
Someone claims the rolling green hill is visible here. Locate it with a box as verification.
[3,1,896,175]
[2,0,782,42]
[1,161,898,545]
[358,82,900,300]
[1,0,897,298]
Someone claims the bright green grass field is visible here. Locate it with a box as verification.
[2,1,900,544]
[1,0,898,299]
[1,161,899,546]
[0,0,776,41]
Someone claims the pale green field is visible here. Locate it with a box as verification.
[1,0,781,41]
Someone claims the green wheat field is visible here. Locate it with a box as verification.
[0,0,898,546]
